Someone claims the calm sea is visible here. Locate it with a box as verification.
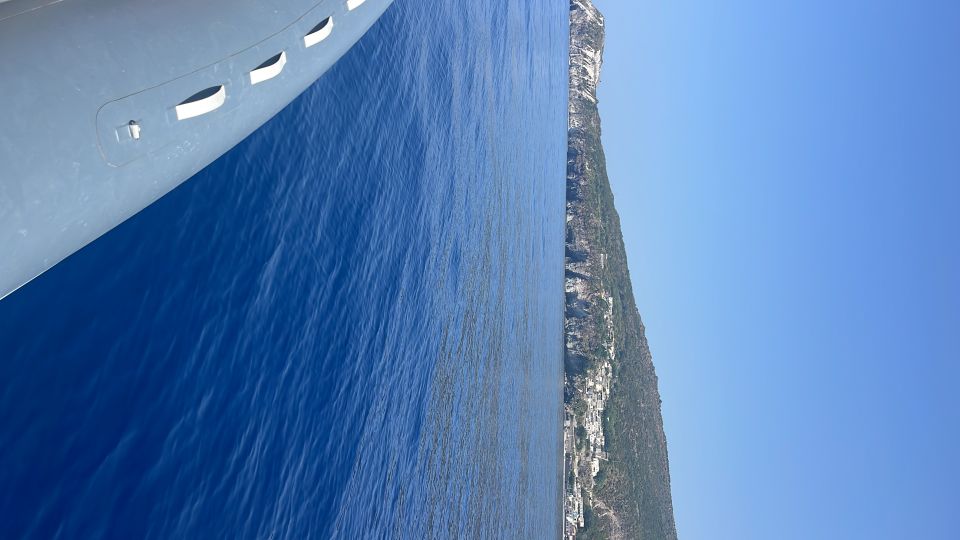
[0,0,568,538]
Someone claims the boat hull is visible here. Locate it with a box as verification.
[0,0,393,299]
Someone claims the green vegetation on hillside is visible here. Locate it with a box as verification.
[564,1,678,538]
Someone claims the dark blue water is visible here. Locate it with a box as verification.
[0,1,568,538]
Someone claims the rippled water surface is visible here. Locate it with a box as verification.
[0,1,568,538]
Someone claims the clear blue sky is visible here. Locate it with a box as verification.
[591,0,960,538]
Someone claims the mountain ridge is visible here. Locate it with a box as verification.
[562,1,678,538]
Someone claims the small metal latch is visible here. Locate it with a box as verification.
[128,120,141,140]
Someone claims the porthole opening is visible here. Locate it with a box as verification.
[304,17,333,47]
[250,52,287,85]
[175,85,226,120]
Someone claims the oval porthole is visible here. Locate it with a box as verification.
[175,85,226,121]
[250,51,287,85]
[304,17,333,47]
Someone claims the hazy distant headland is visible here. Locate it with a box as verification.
[562,1,678,538]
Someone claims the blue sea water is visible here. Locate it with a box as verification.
[0,1,568,538]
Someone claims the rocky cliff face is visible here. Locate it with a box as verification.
[569,0,605,131]
[564,0,606,378]
[563,1,678,539]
